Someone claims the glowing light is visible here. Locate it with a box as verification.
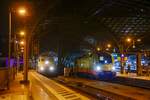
[18,7,26,16]
[20,41,24,45]
[106,48,109,51]
[40,67,44,71]
[126,38,131,42]
[88,52,91,55]
[15,41,18,43]
[97,47,101,51]
[49,66,54,71]
[96,66,101,71]
[45,60,49,65]
[137,39,141,42]
[100,56,104,61]
[107,44,111,48]
[133,45,135,48]
[54,57,58,62]
[21,50,24,53]
[20,31,25,36]
[112,67,115,71]
[121,54,124,57]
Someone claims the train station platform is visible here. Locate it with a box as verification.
[117,72,150,80]
[0,72,31,100]
[0,71,90,100]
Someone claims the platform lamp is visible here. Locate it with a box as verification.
[8,7,27,88]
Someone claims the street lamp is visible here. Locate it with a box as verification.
[107,44,111,48]
[8,7,27,88]
[97,47,101,51]
[20,40,25,45]
[18,7,26,16]
[20,31,25,36]
[126,37,131,43]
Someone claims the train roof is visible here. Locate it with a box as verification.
[40,51,57,57]
[77,51,112,59]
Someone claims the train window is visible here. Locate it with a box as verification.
[100,56,104,61]
[81,63,84,67]
[41,58,44,61]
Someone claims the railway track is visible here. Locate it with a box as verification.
[54,79,114,100]
[32,72,150,100]
[54,77,134,100]
[54,76,150,100]
[106,76,150,90]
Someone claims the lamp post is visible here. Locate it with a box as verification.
[17,8,30,83]
[119,37,142,74]
[107,44,111,48]
[23,33,29,83]
[8,9,12,89]
[8,7,28,87]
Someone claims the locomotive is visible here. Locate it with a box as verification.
[37,51,116,80]
[37,53,58,76]
[75,52,116,80]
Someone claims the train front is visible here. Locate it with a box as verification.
[94,53,116,80]
[37,56,57,76]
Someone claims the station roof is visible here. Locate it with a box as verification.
[32,0,150,51]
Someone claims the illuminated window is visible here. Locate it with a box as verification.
[100,56,104,61]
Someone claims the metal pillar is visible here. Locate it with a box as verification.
[137,52,142,76]
[16,43,20,73]
[24,34,29,82]
[13,34,17,79]
[20,30,29,84]
[8,11,12,89]
[120,58,124,74]
[120,45,125,74]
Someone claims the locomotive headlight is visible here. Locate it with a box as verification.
[40,67,44,71]
[96,66,101,71]
[45,60,49,65]
[49,66,54,71]
[112,66,115,71]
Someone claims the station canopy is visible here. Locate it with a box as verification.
[32,0,150,52]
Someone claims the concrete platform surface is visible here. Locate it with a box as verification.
[0,71,91,100]
[29,71,90,100]
[0,73,31,100]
